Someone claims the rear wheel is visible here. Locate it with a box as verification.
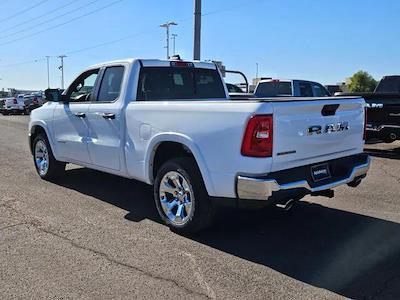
[33,134,65,180]
[154,157,215,234]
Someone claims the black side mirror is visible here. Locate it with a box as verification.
[44,89,63,102]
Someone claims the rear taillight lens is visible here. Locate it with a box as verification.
[241,115,273,157]
[363,107,367,140]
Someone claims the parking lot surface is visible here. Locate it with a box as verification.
[1,115,400,299]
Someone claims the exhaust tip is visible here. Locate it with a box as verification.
[347,178,362,188]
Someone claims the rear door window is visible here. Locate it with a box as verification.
[137,67,226,101]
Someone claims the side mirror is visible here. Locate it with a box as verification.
[44,89,63,102]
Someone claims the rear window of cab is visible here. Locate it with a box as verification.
[137,67,226,101]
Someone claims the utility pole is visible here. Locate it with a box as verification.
[171,33,177,55]
[193,0,201,60]
[58,55,66,89]
[159,21,178,59]
[45,56,50,88]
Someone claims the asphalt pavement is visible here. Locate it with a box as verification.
[1,115,400,299]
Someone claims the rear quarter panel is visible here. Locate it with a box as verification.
[124,101,273,197]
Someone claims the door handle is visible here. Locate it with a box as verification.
[74,112,86,118]
[101,113,115,120]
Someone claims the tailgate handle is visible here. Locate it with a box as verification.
[322,104,340,116]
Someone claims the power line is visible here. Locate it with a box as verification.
[0,0,124,46]
[0,58,45,68]
[0,0,50,24]
[65,32,152,55]
[0,0,81,35]
[0,0,263,68]
[0,0,102,40]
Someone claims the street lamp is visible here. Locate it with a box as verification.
[171,33,178,55]
[160,21,178,59]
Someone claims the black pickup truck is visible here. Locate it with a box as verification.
[337,75,400,143]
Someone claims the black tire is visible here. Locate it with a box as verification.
[32,133,66,180]
[154,157,215,234]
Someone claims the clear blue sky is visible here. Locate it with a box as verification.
[0,0,399,90]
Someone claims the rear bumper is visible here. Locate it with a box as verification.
[0,106,24,111]
[237,154,371,201]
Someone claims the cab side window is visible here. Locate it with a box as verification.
[67,69,100,103]
[298,81,313,97]
[97,66,125,102]
[312,83,331,97]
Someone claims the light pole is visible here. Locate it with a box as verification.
[58,55,66,89]
[171,33,177,55]
[193,0,201,60]
[45,56,50,88]
[159,21,178,59]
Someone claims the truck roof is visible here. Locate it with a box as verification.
[258,79,323,84]
[89,58,217,70]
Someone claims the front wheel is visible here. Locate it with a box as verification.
[33,134,66,180]
[154,157,215,234]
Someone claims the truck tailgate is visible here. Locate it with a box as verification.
[270,98,365,172]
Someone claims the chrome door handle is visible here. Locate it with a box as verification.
[74,112,86,118]
[101,113,115,120]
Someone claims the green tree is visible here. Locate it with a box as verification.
[348,71,377,92]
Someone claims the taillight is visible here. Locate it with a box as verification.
[363,107,367,140]
[241,115,273,157]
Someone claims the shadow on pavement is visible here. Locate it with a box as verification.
[56,167,159,223]
[364,146,400,160]
[56,167,400,299]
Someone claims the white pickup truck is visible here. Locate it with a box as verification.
[0,96,25,115]
[29,58,370,233]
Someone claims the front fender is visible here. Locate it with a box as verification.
[29,120,58,159]
[145,133,215,196]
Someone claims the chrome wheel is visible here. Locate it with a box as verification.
[34,140,49,176]
[159,171,194,226]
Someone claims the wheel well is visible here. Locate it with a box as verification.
[152,142,195,181]
[30,125,47,153]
